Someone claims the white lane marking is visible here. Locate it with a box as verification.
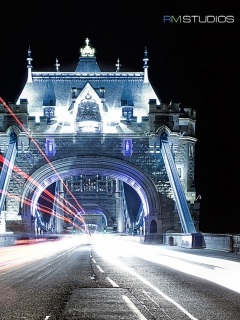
[96,265,104,272]
[97,252,198,320]
[125,265,198,320]
[91,258,96,263]
[94,240,199,319]
[106,276,119,287]
[143,290,172,320]
[122,295,147,320]
[44,316,51,319]
[143,290,157,305]
[37,267,55,280]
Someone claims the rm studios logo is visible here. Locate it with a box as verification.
[163,15,234,23]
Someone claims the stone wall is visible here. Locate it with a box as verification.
[0,98,199,234]
[5,134,170,226]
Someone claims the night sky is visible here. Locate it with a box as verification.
[0,1,239,233]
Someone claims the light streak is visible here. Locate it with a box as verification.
[0,237,84,271]
[55,191,80,215]
[0,97,88,231]
[1,166,55,208]
[93,237,199,320]
[9,168,79,223]
[0,158,75,217]
[0,155,85,225]
[0,188,84,233]
[0,164,85,230]
[0,189,67,223]
[1,164,86,235]
[95,237,240,294]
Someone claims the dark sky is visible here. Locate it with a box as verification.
[0,1,239,233]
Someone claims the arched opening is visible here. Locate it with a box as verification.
[150,219,157,233]
[21,156,161,235]
[73,209,108,234]
[9,131,17,144]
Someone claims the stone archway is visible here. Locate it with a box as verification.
[21,156,161,233]
[73,207,108,233]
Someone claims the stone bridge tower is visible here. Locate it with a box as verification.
[0,39,200,236]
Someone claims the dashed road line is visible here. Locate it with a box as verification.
[143,290,173,320]
[96,265,104,272]
[106,276,119,287]
[122,295,148,320]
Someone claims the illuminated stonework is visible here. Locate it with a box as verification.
[73,84,103,132]
[0,39,200,235]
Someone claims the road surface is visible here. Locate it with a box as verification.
[0,234,240,319]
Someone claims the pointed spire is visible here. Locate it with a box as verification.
[115,58,121,72]
[143,47,149,83]
[27,46,33,83]
[54,58,60,72]
[80,38,95,57]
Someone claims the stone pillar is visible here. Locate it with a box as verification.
[0,210,6,233]
[55,180,64,233]
[144,215,149,235]
[116,180,125,233]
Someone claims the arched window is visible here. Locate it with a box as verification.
[150,219,157,233]
[9,131,17,144]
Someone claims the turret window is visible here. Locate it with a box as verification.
[122,107,133,121]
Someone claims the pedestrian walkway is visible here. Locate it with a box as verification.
[163,245,240,263]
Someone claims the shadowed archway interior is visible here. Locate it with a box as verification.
[21,156,161,223]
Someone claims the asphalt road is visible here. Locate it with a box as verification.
[0,235,240,320]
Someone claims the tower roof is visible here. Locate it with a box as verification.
[75,38,101,72]
[17,40,161,125]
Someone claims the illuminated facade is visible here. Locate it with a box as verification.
[0,39,200,235]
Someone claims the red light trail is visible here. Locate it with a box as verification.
[0,97,88,232]
[0,181,84,232]
[0,161,85,228]
[0,97,85,212]
[0,157,80,220]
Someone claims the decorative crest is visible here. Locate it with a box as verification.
[80,38,95,57]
